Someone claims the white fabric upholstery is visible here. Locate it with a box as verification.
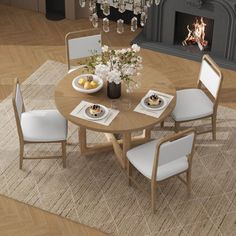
[127,136,193,181]
[21,110,67,142]
[15,84,24,120]
[172,88,213,122]
[199,60,221,98]
[158,133,194,166]
[68,34,102,60]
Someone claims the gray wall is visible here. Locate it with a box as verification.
[0,0,39,11]
[0,0,89,19]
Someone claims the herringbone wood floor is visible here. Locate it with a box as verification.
[1,3,236,236]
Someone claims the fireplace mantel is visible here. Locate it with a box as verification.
[133,0,236,70]
[186,0,206,8]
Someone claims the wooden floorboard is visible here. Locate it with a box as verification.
[0,3,236,236]
[0,195,108,236]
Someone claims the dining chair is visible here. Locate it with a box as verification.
[12,78,68,169]
[65,28,102,73]
[171,54,223,140]
[127,128,196,213]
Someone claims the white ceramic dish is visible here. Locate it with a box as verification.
[141,95,167,111]
[72,74,103,94]
[84,104,109,121]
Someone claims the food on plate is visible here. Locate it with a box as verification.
[89,105,102,116]
[148,94,161,106]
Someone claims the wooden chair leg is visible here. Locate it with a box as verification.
[175,121,180,133]
[127,160,132,186]
[19,143,24,169]
[212,115,216,141]
[151,180,157,213]
[186,170,192,196]
[62,141,67,168]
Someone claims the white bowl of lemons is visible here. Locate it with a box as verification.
[72,74,103,94]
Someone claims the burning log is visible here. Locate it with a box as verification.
[182,17,208,51]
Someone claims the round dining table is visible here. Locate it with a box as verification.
[54,66,176,169]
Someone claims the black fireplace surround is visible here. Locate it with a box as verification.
[133,0,236,70]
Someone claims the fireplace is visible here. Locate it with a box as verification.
[174,12,214,52]
[133,0,236,70]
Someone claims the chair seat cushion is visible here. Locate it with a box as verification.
[21,110,67,142]
[172,88,214,122]
[127,140,188,181]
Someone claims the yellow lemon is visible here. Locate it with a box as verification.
[84,81,92,89]
[90,81,98,88]
[78,78,85,86]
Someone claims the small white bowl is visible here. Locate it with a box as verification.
[72,74,103,94]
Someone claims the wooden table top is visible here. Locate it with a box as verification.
[54,67,176,133]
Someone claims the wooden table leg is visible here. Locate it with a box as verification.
[144,128,152,141]
[122,132,131,169]
[105,133,125,168]
[79,126,87,155]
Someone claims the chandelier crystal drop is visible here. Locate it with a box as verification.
[145,0,152,8]
[88,0,96,8]
[140,6,148,26]
[133,0,142,15]
[79,0,86,8]
[91,13,99,28]
[100,0,105,10]
[131,16,138,32]
[118,0,126,13]
[117,19,124,34]
[85,0,162,33]
[88,3,97,21]
[113,0,119,8]
[103,17,110,32]
[103,2,110,16]
[155,0,161,5]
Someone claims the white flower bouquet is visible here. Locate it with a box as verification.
[86,44,143,92]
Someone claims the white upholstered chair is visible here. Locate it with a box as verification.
[127,128,196,213]
[12,78,68,169]
[65,28,102,73]
[171,55,223,140]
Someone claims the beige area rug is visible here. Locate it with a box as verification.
[1,60,236,236]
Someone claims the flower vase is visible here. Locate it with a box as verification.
[107,81,121,99]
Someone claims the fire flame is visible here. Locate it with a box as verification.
[182,17,208,51]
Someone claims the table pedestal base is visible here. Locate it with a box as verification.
[79,127,152,169]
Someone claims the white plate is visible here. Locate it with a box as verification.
[84,104,109,121]
[72,74,103,94]
[141,95,167,111]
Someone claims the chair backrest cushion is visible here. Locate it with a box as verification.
[15,83,24,120]
[68,34,102,60]
[199,59,221,98]
[158,133,195,166]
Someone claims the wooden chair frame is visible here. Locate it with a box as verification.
[174,55,223,140]
[127,128,196,213]
[65,28,102,72]
[12,78,67,169]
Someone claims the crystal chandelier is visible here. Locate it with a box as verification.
[79,0,162,33]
